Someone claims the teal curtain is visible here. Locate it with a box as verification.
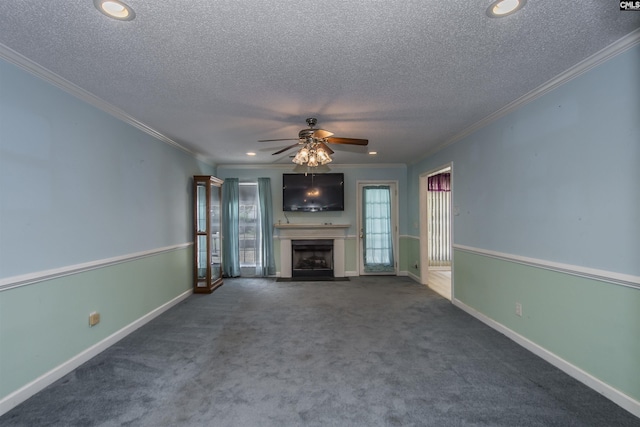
[222,178,241,277]
[363,185,395,273]
[256,178,276,277]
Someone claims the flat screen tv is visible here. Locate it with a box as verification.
[283,173,344,212]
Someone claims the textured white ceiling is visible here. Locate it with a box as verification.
[1,1,639,166]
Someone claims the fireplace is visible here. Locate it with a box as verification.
[291,240,334,278]
[275,223,349,278]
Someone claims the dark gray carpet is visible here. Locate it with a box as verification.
[2,277,639,426]
[276,277,350,282]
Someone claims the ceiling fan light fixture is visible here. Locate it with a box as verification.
[487,0,525,17]
[292,152,303,165]
[298,147,310,163]
[292,146,307,165]
[307,153,319,168]
[292,142,332,167]
[316,147,332,165]
[271,118,364,166]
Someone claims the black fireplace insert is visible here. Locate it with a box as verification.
[291,239,334,278]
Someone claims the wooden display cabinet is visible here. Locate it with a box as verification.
[193,175,224,293]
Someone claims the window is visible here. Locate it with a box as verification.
[222,178,275,278]
[239,183,259,267]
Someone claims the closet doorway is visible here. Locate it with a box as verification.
[419,164,453,300]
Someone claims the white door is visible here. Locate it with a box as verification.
[357,181,398,275]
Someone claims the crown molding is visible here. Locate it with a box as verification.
[413,28,640,164]
[0,43,215,166]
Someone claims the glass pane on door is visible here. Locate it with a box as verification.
[196,235,208,283]
[210,183,221,281]
[362,185,395,273]
[196,184,207,233]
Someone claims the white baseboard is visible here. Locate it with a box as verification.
[452,298,640,419]
[402,270,421,283]
[0,289,192,416]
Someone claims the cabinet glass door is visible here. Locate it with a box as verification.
[210,187,221,282]
[196,184,207,233]
[196,235,208,282]
[195,181,209,288]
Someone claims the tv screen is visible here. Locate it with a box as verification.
[283,173,344,212]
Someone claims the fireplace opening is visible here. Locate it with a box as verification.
[291,239,334,278]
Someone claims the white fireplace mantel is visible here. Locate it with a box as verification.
[275,224,350,278]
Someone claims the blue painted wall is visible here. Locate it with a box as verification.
[0,58,215,279]
[409,44,640,277]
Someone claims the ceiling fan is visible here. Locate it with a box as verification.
[259,117,368,157]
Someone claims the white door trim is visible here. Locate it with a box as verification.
[419,163,453,298]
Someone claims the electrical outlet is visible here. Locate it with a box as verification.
[89,312,100,327]
[515,302,522,317]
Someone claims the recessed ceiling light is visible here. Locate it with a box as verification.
[368,151,378,155]
[246,152,256,156]
[94,0,136,21]
[486,0,526,17]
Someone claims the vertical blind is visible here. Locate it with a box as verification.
[428,173,451,267]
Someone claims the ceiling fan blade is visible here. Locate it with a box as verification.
[272,142,301,155]
[326,137,368,146]
[318,141,334,155]
[312,129,334,139]
[259,138,299,142]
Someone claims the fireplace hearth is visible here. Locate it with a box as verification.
[291,240,334,278]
